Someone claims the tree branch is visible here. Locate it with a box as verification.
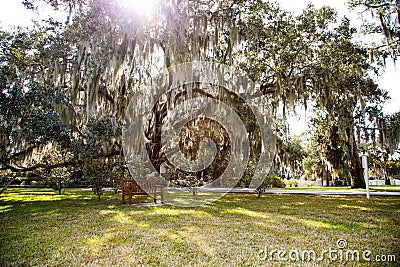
[1,150,121,173]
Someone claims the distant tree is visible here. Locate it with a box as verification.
[81,116,123,200]
[37,147,73,194]
[256,174,285,198]
[274,118,306,180]
[305,114,352,186]
[110,162,127,194]
[83,159,107,201]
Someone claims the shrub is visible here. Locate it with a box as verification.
[272,176,286,188]
[83,159,110,201]
[256,175,285,197]
[287,178,298,187]
[37,148,72,194]
[234,156,260,188]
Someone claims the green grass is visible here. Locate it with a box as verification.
[370,186,400,192]
[1,188,399,266]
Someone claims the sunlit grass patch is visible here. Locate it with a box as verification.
[223,207,269,219]
[338,204,372,211]
[0,205,12,213]
[298,218,343,229]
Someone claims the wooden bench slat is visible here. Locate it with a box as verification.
[121,178,164,204]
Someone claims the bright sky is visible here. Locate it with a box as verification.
[0,0,398,116]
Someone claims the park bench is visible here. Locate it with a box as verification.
[121,178,164,204]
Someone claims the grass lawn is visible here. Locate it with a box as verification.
[370,186,400,192]
[0,188,399,266]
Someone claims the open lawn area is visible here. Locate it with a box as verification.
[1,188,399,266]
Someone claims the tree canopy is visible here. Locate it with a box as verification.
[1,0,398,191]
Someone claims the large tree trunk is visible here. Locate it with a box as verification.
[379,119,391,185]
[382,152,391,185]
[146,102,167,174]
[346,129,365,189]
[58,179,62,195]
[383,165,391,185]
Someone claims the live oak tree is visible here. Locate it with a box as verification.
[0,27,74,191]
[0,0,391,191]
[0,26,119,191]
[349,0,400,184]
[239,5,387,188]
[315,18,387,188]
[2,0,284,188]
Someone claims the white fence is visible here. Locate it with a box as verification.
[297,179,400,187]
[368,179,400,186]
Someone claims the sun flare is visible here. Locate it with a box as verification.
[122,0,158,18]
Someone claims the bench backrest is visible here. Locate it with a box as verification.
[121,178,157,193]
